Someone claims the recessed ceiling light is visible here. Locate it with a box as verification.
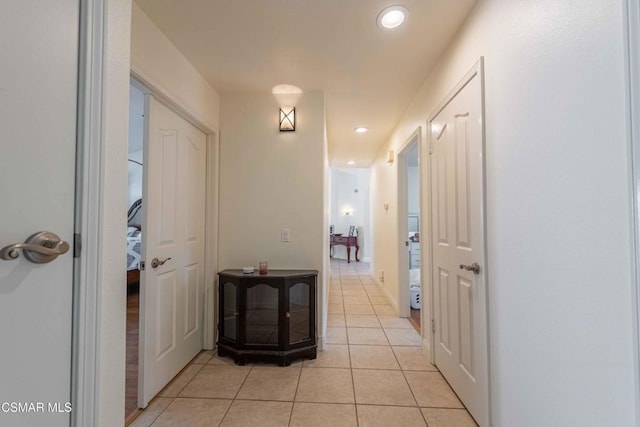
[354,127,368,134]
[377,5,408,29]
[347,161,356,165]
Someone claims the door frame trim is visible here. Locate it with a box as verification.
[72,0,106,425]
[130,69,220,351]
[624,0,640,421]
[425,58,491,426]
[396,128,422,320]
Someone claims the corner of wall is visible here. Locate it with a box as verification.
[130,2,220,132]
[99,0,132,424]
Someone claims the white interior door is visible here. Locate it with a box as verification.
[139,95,207,407]
[0,1,78,426]
[430,64,489,426]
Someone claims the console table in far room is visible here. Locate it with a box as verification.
[329,235,359,263]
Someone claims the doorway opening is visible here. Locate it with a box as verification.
[329,167,371,264]
[397,136,421,333]
[125,83,145,420]
[126,77,217,423]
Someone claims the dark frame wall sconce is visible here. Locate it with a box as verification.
[279,106,295,131]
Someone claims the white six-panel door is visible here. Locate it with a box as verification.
[0,1,78,426]
[430,62,489,426]
[139,95,207,407]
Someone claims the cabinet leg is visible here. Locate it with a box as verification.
[347,246,351,263]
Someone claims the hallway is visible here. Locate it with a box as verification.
[130,260,476,426]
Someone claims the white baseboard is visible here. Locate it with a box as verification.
[317,335,326,351]
[372,276,400,316]
[422,338,435,365]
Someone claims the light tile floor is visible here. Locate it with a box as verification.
[131,260,477,427]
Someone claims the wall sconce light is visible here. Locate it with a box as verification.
[387,150,394,164]
[279,107,295,131]
[343,207,353,216]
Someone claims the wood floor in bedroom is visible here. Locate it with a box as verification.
[409,308,421,333]
[126,284,140,421]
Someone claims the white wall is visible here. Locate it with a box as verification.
[128,85,144,209]
[219,92,328,344]
[331,169,357,235]
[407,167,420,215]
[321,114,331,350]
[130,3,220,132]
[98,0,131,423]
[127,149,143,209]
[98,3,222,425]
[370,0,637,425]
[330,168,371,261]
[127,87,143,209]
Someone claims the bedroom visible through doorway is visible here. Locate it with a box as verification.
[125,83,145,421]
[329,167,371,264]
[396,129,423,333]
[403,143,421,332]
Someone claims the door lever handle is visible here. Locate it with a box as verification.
[150,257,172,269]
[0,231,69,264]
[459,262,481,275]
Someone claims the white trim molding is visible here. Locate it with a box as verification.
[71,0,106,425]
[624,0,640,423]
[204,131,221,350]
[131,66,218,134]
[396,127,422,320]
[129,73,220,353]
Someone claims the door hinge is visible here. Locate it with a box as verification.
[139,261,145,271]
[431,319,436,334]
[73,233,81,258]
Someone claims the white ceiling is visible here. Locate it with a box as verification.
[134,0,476,167]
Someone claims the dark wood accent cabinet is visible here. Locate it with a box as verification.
[217,269,317,366]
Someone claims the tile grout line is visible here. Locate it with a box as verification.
[347,269,360,426]
[172,360,205,397]
[287,359,304,426]
[145,396,176,427]
[399,367,421,410]
[386,336,428,424]
[216,364,255,426]
[144,351,210,426]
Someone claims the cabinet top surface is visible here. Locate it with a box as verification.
[219,269,318,278]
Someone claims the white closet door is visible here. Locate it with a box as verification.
[430,64,489,426]
[139,95,207,407]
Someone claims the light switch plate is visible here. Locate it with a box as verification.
[281,228,290,242]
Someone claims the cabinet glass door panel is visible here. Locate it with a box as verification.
[245,283,279,346]
[222,281,237,341]
[289,282,310,344]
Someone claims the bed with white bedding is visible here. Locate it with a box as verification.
[126,198,143,285]
[127,226,141,271]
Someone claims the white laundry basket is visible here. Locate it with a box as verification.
[410,285,421,309]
